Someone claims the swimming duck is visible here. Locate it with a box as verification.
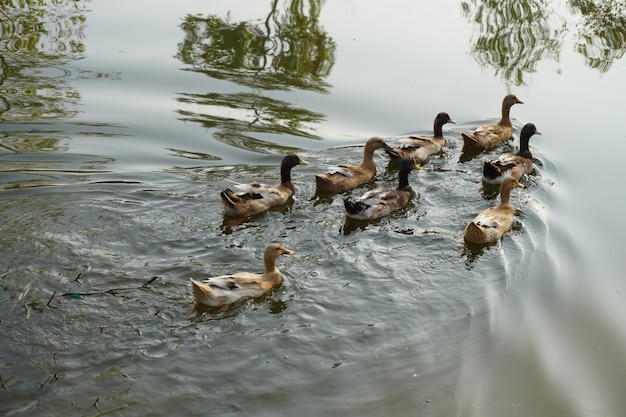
[386,112,456,164]
[461,94,523,150]
[463,176,525,244]
[343,158,420,220]
[220,154,308,218]
[482,123,542,184]
[190,243,293,307]
[314,137,396,194]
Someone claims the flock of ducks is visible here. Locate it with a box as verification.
[192,94,543,307]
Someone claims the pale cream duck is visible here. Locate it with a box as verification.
[190,243,293,307]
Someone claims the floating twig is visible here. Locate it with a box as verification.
[46,290,57,307]
[47,273,65,307]
[62,276,160,298]
[24,356,55,380]
[24,354,58,389]
[11,279,33,311]
[142,276,158,287]
[89,398,128,417]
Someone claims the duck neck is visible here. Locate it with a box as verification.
[397,167,412,190]
[433,121,444,138]
[264,257,278,274]
[280,163,293,184]
[499,101,513,127]
[499,186,513,206]
[361,145,377,169]
[518,133,530,153]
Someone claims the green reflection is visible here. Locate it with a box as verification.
[0,0,88,56]
[462,0,626,81]
[0,130,70,154]
[177,91,324,146]
[0,0,89,125]
[176,0,335,149]
[461,0,566,85]
[568,0,626,72]
[0,0,123,181]
[177,0,335,92]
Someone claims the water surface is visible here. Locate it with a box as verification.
[1,1,625,416]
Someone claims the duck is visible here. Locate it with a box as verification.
[482,123,542,184]
[190,243,293,307]
[385,112,456,164]
[314,137,396,194]
[463,176,525,244]
[343,157,420,220]
[220,154,308,218]
[461,94,524,150]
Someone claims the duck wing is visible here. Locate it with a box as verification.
[494,154,519,168]
[474,214,500,229]
[470,125,501,140]
[484,154,516,175]
[324,165,355,178]
[355,188,392,204]
[231,182,283,200]
[398,137,428,149]
[203,276,241,291]
[343,189,389,216]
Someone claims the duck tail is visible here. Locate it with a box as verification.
[461,133,479,148]
[343,197,365,215]
[190,278,212,302]
[482,160,502,181]
[220,188,239,208]
[314,174,330,187]
[464,221,488,244]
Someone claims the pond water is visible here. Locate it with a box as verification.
[1,1,625,416]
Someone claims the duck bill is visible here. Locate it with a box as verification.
[298,159,310,166]
[383,142,399,157]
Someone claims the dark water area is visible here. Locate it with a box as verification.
[1,1,625,416]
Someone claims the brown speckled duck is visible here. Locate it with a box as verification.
[461,94,523,150]
[190,243,293,307]
[463,176,525,244]
[482,123,542,184]
[220,154,308,218]
[314,137,396,194]
[385,112,456,164]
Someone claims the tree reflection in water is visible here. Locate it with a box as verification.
[176,0,336,148]
[461,0,626,84]
[568,0,626,72]
[461,0,566,86]
[0,0,88,122]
